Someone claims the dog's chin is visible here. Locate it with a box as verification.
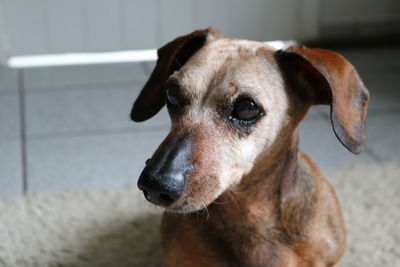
[165,205,201,214]
[165,200,212,214]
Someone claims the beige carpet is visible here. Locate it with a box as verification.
[0,162,399,267]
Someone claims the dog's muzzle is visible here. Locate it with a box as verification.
[137,132,193,207]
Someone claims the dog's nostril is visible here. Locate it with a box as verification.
[143,189,149,198]
[158,193,174,204]
[145,158,150,165]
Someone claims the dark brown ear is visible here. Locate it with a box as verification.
[130,27,221,122]
[276,46,370,154]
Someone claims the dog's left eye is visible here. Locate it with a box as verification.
[231,98,261,121]
[166,83,184,107]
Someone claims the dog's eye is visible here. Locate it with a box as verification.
[231,98,261,121]
[166,83,184,107]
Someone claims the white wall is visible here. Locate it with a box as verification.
[321,0,400,24]
[1,0,398,58]
[0,0,318,57]
[320,0,400,38]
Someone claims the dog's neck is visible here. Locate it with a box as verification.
[238,128,301,193]
[219,127,304,205]
[200,129,316,265]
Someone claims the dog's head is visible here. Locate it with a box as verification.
[131,27,369,213]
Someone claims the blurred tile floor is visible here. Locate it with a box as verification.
[0,46,399,196]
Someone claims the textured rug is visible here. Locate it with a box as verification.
[0,162,399,267]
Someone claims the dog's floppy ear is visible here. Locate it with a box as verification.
[131,27,221,122]
[276,46,370,154]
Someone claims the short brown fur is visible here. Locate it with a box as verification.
[131,27,369,267]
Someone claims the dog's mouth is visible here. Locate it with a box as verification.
[164,200,206,214]
[137,176,215,213]
[165,205,190,214]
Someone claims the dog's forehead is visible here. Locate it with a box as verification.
[172,38,278,97]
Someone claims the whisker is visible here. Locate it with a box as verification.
[212,200,225,205]
[201,200,210,221]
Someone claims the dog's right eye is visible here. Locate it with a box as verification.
[230,98,263,122]
[166,83,184,107]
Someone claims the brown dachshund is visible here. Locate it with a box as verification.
[131,27,369,267]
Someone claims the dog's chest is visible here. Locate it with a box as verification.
[161,214,228,266]
[161,212,285,267]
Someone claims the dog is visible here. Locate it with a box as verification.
[130,27,369,267]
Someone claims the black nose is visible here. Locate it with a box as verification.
[137,168,184,206]
[137,132,192,207]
